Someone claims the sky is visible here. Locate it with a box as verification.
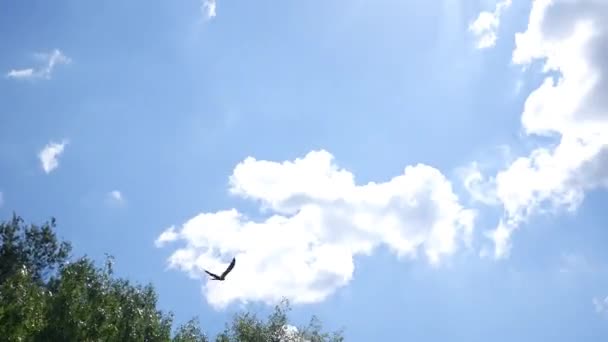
[1,0,608,340]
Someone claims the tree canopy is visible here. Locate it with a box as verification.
[0,213,344,341]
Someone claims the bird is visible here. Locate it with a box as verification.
[203,257,236,281]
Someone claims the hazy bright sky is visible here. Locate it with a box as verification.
[1,0,608,340]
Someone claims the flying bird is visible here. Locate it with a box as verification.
[204,257,236,281]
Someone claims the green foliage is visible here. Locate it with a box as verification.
[216,299,344,342]
[39,257,173,341]
[173,318,208,342]
[0,214,345,341]
[0,213,71,286]
[0,266,48,341]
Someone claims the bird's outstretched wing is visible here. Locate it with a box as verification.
[204,269,222,280]
[220,257,236,279]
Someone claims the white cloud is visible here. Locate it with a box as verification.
[6,49,70,81]
[469,0,512,49]
[468,0,608,258]
[156,150,476,309]
[106,190,126,206]
[38,140,68,174]
[201,0,217,19]
[460,161,499,206]
[483,219,513,259]
[155,225,178,248]
[6,68,35,79]
[593,296,608,317]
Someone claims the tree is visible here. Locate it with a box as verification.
[0,213,71,286]
[216,298,344,342]
[0,214,345,341]
[0,265,48,341]
[39,257,174,341]
[173,318,208,342]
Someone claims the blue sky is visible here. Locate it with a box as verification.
[1,0,608,340]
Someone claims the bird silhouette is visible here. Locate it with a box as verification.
[204,257,236,281]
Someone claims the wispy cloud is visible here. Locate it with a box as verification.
[558,253,593,275]
[460,161,499,206]
[6,49,71,81]
[469,0,512,49]
[109,190,124,202]
[105,190,126,207]
[38,140,68,174]
[6,68,35,79]
[155,225,178,248]
[112,191,122,201]
[593,296,608,317]
[201,0,217,19]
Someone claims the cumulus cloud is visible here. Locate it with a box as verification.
[201,0,217,19]
[469,0,512,49]
[469,0,608,258]
[38,140,68,174]
[6,49,70,81]
[156,150,476,309]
